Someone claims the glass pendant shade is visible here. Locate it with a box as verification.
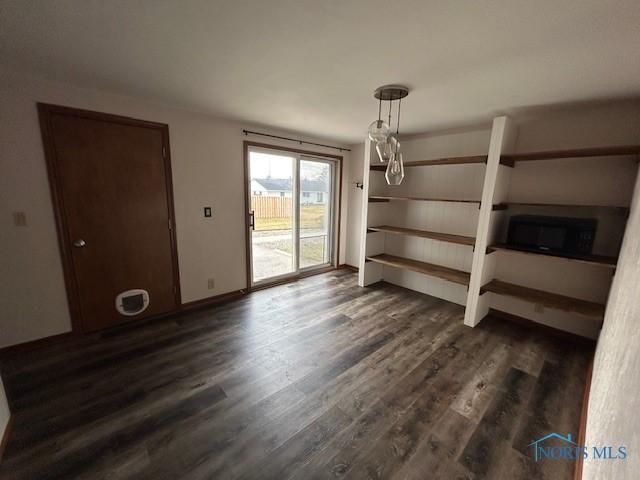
[385,150,404,185]
[368,119,390,143]
[389,134,399,154]
[375,134,399,163]
[375,140,393,163]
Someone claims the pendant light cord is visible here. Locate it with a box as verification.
[387,100,392,128]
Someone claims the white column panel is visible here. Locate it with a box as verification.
[465,116,517,326]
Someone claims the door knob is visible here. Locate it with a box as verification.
[73,239,86,248]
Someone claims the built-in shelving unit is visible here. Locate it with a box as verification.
[370,154,487,170]
[366,254,470,286]
[359,116,636,340]
[368,225,475,247]
[486,244,617,269]
[480,279,605,320]
[500,144,640,166]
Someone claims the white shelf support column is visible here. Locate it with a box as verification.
[464,116,516,326]
[358,138,383,286]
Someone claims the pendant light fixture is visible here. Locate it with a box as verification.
[369,85,409,184]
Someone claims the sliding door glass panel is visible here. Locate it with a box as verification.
[299,159,333,269]
[249,150,296,283]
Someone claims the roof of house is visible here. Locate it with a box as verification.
[253,178,327,192]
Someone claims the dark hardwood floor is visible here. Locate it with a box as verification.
[0,270,592,479]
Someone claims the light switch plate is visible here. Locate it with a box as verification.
[13,211,27,226]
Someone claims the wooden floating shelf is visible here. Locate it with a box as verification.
[368,196,506,210]
[368,225,476,247]
[504,201,629,210]
[365,254,470,286]
[368,196,479,204]
[369,145,640,169]
[368,197,392,203]
[486,244,617,269]
[370,154,487,171]
[480,279,605,320]
[500,145,640,165]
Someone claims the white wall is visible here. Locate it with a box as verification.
[0,68,349,348]
[0,375,9,446]
[583,169,640,480]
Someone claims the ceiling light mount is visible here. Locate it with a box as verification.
[373,85,410,101]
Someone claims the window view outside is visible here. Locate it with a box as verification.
[299,160,331,269]
[250,152,295,282]
[249,151,332,283]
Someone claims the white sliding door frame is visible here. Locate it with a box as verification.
[246,144,340,290]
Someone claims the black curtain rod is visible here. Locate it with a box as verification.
[243,129,351,152]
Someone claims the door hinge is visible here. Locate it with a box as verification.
[162,146,167,158]
[168,219,173,231]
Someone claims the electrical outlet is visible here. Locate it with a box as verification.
[534,303,544,313]
[207,278,215,290]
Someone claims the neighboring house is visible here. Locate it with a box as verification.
[251,178,328,204]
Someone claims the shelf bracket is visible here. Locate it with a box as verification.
[499,157,515,168]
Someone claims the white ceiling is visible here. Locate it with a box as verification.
[1,0,639,143]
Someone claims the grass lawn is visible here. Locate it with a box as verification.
[265,236,326,266]
[255,204,327,231]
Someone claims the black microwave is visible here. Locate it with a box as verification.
[507,215,597,257]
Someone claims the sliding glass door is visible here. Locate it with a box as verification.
[247,146,337,287]
[299,158,334,269]
[248,149,296,283]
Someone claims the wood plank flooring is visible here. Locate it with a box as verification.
[0,270,592,479]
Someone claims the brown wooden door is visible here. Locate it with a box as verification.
[39,104,180,332]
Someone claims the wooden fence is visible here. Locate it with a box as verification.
[251,196,292,218]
